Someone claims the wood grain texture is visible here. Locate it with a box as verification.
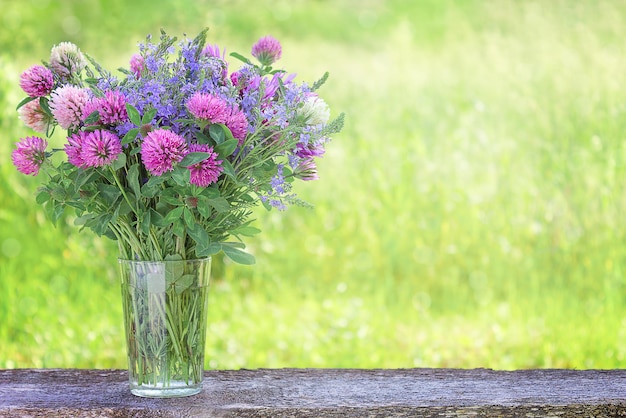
[0,368,625,417]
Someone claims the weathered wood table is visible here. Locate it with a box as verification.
[0,368,625,417]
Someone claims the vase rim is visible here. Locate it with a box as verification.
[118,257,212,263]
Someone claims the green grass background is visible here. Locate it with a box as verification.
[2,0,626,370]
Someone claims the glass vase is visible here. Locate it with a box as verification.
[118,258,211,398]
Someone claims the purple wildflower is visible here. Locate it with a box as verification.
[18,99,53,133]
[251,35,282,66]
[186,143,224,187]
[65,131,88,167]
[49,85,91,129]
[12,136,47,175]
[186,92,229,124]
[141,129,188,176]
[261,196,287,211]
[201,44,225,59]
[83,91,128,125]
[201,44,228,80]
[19,65,54,97]
[295,141,325,159]
[269,165,286,193]
[230,70,240,88]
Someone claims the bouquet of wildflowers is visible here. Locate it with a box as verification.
[11,29,343,263]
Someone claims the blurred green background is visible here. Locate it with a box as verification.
[2,0,626,370]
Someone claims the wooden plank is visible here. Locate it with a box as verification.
[0,368,625,417]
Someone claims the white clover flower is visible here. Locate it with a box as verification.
[298,95,330,126]
[49,42,87,79]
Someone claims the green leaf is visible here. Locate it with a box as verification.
[186,222,209,247]
[44,200,64,225]
[74,214,95,226]
[140,210,151,235]
[111,152,127,171]
[91,213,112,236]
[179,152,210,167]
[126,103,141,126]
[221,160,237,180]
[174,274,195,294]
[38,97,53,118]
[196,196,212,218]
[141,107,157,124]
[163,206,184,225]
[127,164,141,199]
[160,193,182,206]
[84,110,100,125]
[172,219,185,238]
[35,190,50,204]
[141,175,165,198]
[165,254,183,261]
[229,51,253,65]
[122,128,140,145]
[215,138,238,158]
[173,118,196,125]
[166,257,184,281]
[171,166,190,186]
[207,197,230,213]
[116,199,133,217]
[195,130,211,145]
[149,208,166,227]
[16,96,37,110]
[195,241,222,258]
[97,184,121,205]
[209,124,225,144]
[222,244,255,265]
[72,169,97,193]
[220,123,236,142]
[183,207,195,229]
[234,225,261,237]
[49,186,65,201]
[200,186,220,199]
[223,241,246,249]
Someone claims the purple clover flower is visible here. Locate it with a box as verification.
[49,85,91,129]
[49,42,87,79]
[18,99,52,133]
[11,136,47,175]
[225,105,249,145]
[141,129,188,176]
[186,92,229,124]
[80,130,122,168]
[83,91,128,125]
[251,35,282,66]
[19,65,54,97]
[65,131,88,168]
[187,143,224,187]
[130,54,145,78]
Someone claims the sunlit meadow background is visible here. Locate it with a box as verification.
[2,0,626,370]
